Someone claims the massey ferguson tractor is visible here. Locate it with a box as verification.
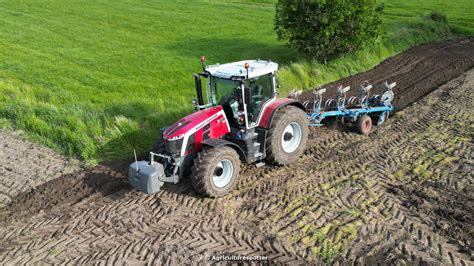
[129,58,395,197]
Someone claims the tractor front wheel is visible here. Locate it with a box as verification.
[191,146,241,197]
[265,106,309,165]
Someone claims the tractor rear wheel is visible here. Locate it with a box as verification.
[357,115,372,135]
[191,146,241,197]
[265,106,309,165]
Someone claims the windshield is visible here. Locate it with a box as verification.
[208,77,241,106]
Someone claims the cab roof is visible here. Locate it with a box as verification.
[204,60,278,80]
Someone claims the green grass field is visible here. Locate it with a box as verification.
[0,0,472,164]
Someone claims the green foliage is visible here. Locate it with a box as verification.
[275,0,384,61]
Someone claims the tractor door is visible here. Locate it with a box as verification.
[245,74,274,127]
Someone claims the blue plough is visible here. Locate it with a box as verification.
[290,81,396,134]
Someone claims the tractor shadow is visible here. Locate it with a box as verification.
[2,159,132,223]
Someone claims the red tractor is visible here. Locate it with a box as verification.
[129,59,309,197]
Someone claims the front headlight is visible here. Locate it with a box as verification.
[168,134,185,141]
[164,136,184,155]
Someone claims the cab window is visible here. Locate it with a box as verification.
[209,77,241,105]
[245,74,273,125]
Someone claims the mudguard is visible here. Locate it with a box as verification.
[201,138,246,162]
[258,98,306,129]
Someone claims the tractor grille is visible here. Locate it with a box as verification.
[164,138,183,155]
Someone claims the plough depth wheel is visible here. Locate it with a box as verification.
[357,115,372,135]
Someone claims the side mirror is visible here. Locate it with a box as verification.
[193,74,205,109]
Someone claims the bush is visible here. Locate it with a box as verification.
[416,11,451,40]
[275,0,384,61]
[426,11,448,24]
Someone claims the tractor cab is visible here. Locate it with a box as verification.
[194,59,278,129]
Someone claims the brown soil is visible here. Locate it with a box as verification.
[0,131,79,205]
[299,37,474,110]
[0,38,473,264]
[3,160,129,222]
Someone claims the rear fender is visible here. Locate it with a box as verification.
[201,139,247,162]
[258,98,306,129]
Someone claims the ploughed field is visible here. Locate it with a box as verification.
[0,38,473,264]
